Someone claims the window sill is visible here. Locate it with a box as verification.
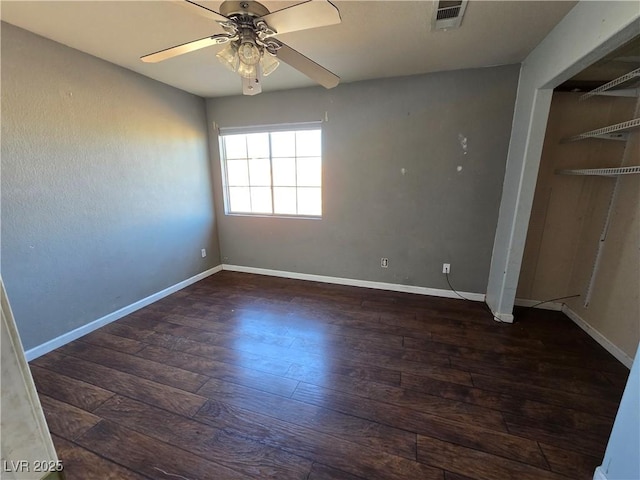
[224,212,322,220]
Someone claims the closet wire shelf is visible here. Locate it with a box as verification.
[562,118,640,143]
[556,165,640,177]
[579,68,640,101]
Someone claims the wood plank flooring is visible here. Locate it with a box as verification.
[29,271,629,480]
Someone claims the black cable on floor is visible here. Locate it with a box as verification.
[444,272,580,323]
[527,294,580,309]
[445,272,473,302]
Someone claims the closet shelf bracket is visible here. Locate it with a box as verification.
[580,68,640,101]
[555,166,640,177]
[562,118,640,143]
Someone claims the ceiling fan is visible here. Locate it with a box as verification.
[141,0,341,95]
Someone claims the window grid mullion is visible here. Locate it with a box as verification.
[245,136,253,213]
[222,137,230,213]
[268,133,275,216]
[294,134,299,215]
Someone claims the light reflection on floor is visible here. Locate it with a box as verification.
[230,306,330,387]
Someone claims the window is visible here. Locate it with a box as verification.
[219,123,322,217]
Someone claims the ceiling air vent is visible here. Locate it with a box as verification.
[431,0,468,31]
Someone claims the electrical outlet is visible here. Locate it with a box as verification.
[381,257,389,268]
[442,263,450,274]
[201,248,207,258]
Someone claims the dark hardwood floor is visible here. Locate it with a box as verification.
[29,271,629,479]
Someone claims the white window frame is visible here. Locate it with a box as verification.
[218,122,323,219]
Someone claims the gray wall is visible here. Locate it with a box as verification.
[1,23,220,350]
[207,65,519,293]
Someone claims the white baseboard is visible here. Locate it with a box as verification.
[514,298,564,311]
[593,466,607,480]
[562,305,633,369]
[221,264,486,302]
[25,265,223,361]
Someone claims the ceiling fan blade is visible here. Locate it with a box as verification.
[275,42,339,89]
[176,0,230,25]
[141,34,231,63]
[262,0,341,37]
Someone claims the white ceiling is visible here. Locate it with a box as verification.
[0,1,577,98]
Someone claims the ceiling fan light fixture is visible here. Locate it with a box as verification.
[261,52,280,76]
[238,41,261,66]
[237,60,258,79]
[217,39,277,79]
[216,44,239,72]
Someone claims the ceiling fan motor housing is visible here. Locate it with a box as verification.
[220,1,270,18]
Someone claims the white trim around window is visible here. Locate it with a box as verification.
[218,122,323,218]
